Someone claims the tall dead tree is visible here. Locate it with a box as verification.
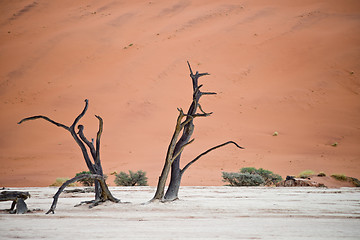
[18,99,119,214]
[152,62,244,201]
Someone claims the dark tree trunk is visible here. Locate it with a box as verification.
[153,62,244,202]
[18,99,120,213]
[165,141,244,201]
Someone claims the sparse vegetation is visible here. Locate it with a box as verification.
[317,172,326,177]
[124,43,134,49]
[75,171,108,186]
[50,178,77,187]
[114,170,148,186]
[327,174,360,187]
[222,172,265,186]
[331,142,338,147]
[240,167,283,185]
[331,174,347,181]
[298,170,315,178]
[223,167,282,186]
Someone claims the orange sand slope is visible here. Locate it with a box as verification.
[0,0,359,187]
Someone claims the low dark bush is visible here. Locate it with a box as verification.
[331,174,347,181]
[75,171,108,186]
[222,172,265,186]
[114,170,148,186]
[240,167,283,185]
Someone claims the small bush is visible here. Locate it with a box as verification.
[317,172,326,177]
[222,172,265,186]
[114,170,148,186]
[298,170,315,178]
[75,171,108,186]
[240,167,283,185]
[331,174,347,181]
[50,178,77,187]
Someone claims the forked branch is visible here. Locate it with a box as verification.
[171,138,195,162]
[77,125,96,159]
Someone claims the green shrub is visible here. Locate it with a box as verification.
[114,170,148,186]
[317,172,326,177]
[50,178,77,187]
[298,170,315,178]
[75,171,108,186]
[331,174,347,181]
[240,167,258,174]
[222,172,265,186]
[240,167,283,185]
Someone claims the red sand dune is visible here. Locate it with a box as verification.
[1,0,359,187]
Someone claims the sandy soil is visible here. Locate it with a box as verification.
[0,186,359,239]
[0,0,360,187]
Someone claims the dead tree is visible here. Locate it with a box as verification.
[18,99,119,214]
[152,62,244,201]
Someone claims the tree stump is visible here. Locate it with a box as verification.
[0,191,30,214]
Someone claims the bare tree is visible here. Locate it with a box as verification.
[18,99,119,213]
[152,62,244,201]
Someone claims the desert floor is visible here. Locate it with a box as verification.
[1,186,359,239]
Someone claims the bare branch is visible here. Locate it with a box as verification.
[177,108,185,117]
[188,62,208,92]
[165,109,187,163]
[46,174,119,214]
[18,116,70,131]
[71,99,89,129]
[187,61,193,76]
[198,103,206,115]
[198,72,210,77]
[194,84,203,93]
[201,91,217,96]
[180,115,194,128]
[77,125,96,160]
[180,141,244,175]
[192,113,213,117]
[70,129,96,173]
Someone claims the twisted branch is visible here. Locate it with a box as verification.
[71,99,89,129]
[181,141,244,175]
[18,116,70,131]
[46,174,119,214]
[77,125,96,160]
